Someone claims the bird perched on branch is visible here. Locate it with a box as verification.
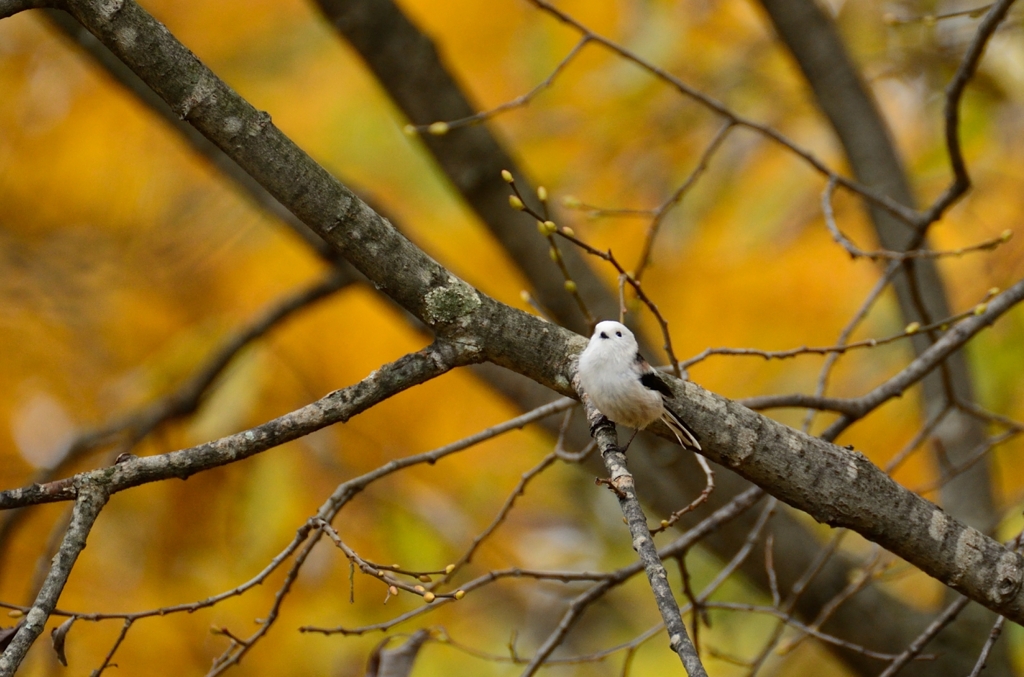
[578,320,701,451]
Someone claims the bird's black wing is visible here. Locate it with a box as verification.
[639,371,674,398]
[639,356,702,449]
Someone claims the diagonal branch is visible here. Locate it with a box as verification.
[526,0,921,227]
[574,384,707,677]
[0,338,474,511]
[0,481,107,675]
[759,2,1013,669]
[41,7,349,262]
[822,278,1024,438]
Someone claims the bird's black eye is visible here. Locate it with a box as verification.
[615,331,622,337]
[599,332,608,339]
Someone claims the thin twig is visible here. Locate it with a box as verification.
[634,121,734,281]
[744,531,848,674]
[507,175,683,375]
[968,615,1006,677]
[683,294,993,370]
[652,454,715,533]
[885,404,952,474]
[876,596,971,677]
[707,601,936,662]
[92,618,133,676]
[822,177,1012,260]
[821,276,1024,440]
[914,429,1021,495]
[441,452,560,584]
[515,485,763,676]
[405,37,590,134]
[885,4,996,25]
[921,0,1017,224]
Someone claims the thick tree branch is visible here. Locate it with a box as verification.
[41,7,350,263]
[759,1,1011,669]
[0,0,48,19]
[758,0,999,535]
[45,0,1024,622]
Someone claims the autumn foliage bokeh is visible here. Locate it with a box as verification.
[2,0,1024,674]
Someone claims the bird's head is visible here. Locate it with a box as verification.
[587,320,638,355]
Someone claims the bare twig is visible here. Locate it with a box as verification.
[800,259,903,432]
[914,429,1021,495]
[92,619,133,676]
[684,293,994,370]
[885,405,953,474]
[405,37,590,134]
[652,454,715,533]
[885,4,996,25]
[706,601,935,662]
[634,122,735,281]
[744,531,849,674]
[876,596,971,677]
[206,530,320,674]
[921,0,1018,224]
[194,395,576,674]
[968,615,1007,677]
[441,451,560,583]
[517,486,764,675]
[506,175,683,375]
[822,177,1012,261]
[738,393,859,415]
[696,500,777,607]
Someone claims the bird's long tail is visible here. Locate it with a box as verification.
[662,406,702,451]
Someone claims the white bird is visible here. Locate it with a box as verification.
[577,320,701,451]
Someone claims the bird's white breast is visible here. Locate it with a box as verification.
[578,341,663,429]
